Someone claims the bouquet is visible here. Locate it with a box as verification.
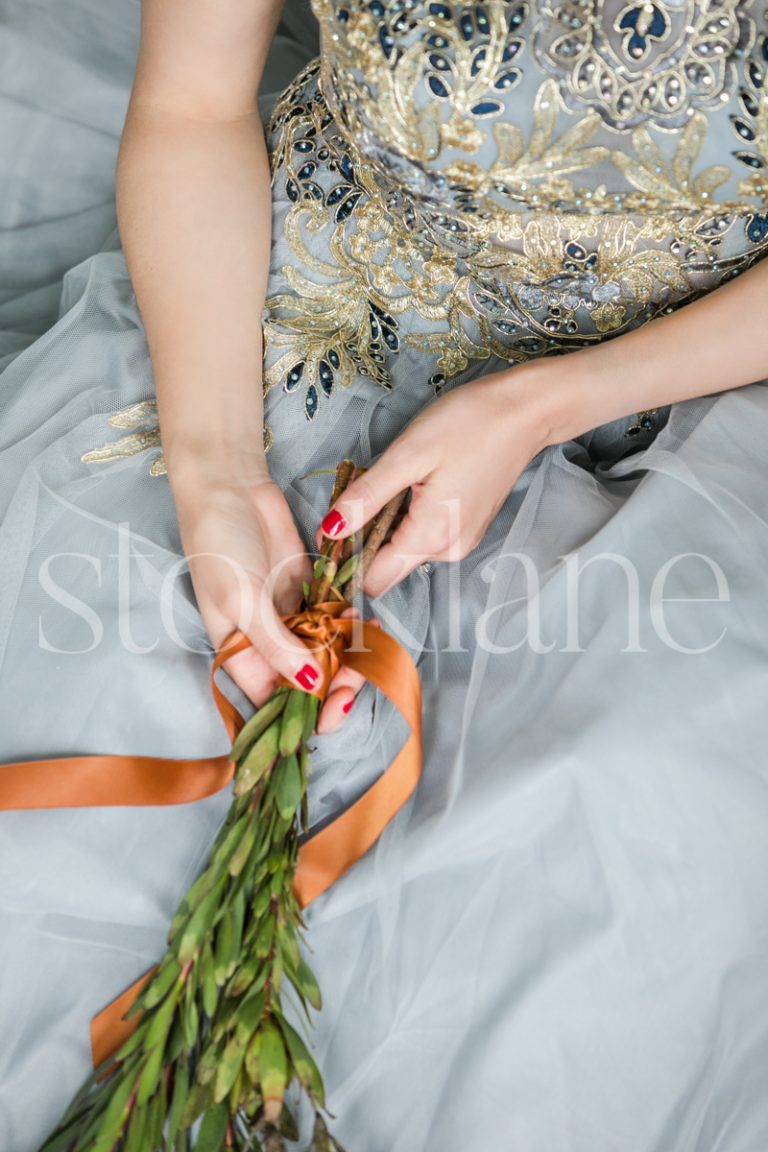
[39,460,409,1152]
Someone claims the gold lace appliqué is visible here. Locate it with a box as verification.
[262,59,768,427]
[81,402,167,477]
[532,0,756,129]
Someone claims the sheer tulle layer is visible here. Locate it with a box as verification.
[1,4,768,1151]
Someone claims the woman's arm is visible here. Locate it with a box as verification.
[117,1,340,708]
[317,258,768,596]
[118,0,281,477]
[544,257,768,445]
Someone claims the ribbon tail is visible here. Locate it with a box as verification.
[291,620,422,904]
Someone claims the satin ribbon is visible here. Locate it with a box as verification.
[0,603,421,1069]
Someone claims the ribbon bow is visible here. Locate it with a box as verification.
[277,602,354,699]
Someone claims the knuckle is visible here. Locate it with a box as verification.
[219,585,249,629]
[255,625,291,670]
[344,472,378,515]
[426,523,454,556]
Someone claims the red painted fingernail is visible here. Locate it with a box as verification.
[296,664,320,691]
[342,699,354,714]
[321,509,346,538]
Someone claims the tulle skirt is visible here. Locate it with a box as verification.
[2,3,768,1150]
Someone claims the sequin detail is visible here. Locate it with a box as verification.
[263,57,768,427]
[533,0,756,130]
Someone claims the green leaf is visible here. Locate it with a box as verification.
[141,958,182,1010]
[167,865,221,945]
[180,1077,213,1128]
[312,1111,349,1152]
[233,722,280,796]
[167,1055,189,1145]
[210,810,251,873]
[278,929,301,972]
[223,952,260,1000]
[174,1127,191,1152]
[183,987,200,1052]
[296,957,323,1011]
[145,977,181,1051]
[336,553,360,586]
[48,1086,111,1152]
[244,1031,261,1083]
[212,909,234,989]
[279,1105,301,1141]
[259,1022,288,1119]
[252,883,272,920]
[91,1069,135,1146]
[235,989,265,1041]
[111,1015,151,1062]
[195,1101,229,1152]
[303,696,320,741]
[137,1041,165,1107]
[276,1012,325,1104]
[202,938,219,1018]
[122,1101,147,1152]
[227,817,257,879]
[36,1108,103,1152]
[178,879,225,965]
[214,890,245,985]
[196,1041,225,1086]
[255,915,275,959]
[275,753,302,820]
[166,1011,187,1064]
[213,1033,248,1103]
[145,1079,167,1151]
[229,689,288,763]
[278,690,307,756]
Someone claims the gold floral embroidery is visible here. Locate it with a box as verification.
[263,58,768,415]
[488,80,610,195]
[82,403,274,473]
[314,0,527,160]
[532,0,755,130]
[302,0,767,222]
[611,112,732,207]
[734,46,768,199]
[81,402,167,476]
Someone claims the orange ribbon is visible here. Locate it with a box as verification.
[0,603,421,1069]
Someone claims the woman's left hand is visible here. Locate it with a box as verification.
[318,365,557,596]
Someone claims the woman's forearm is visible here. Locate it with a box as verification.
[540,257,768,445]
[117,103,272,489]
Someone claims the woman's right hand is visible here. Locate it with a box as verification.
[171,465,365,730]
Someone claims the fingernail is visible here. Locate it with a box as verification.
[321,509,346,538]
[296,664,320,691]
[342,699,354,714]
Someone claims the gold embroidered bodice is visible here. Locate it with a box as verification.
[315,0,765,218]
[83,2,768,474]
[256,0,768,426]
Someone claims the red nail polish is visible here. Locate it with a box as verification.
[296,664,319,691]
[342,699,354,714]
[321,509,346,538]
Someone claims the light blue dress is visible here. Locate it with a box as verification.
[1,1,768,1149]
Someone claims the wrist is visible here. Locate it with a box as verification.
[163,430,271,501]
[511,345,633,449]
[499,359,583,451]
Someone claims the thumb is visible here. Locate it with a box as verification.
[320,449,411,541]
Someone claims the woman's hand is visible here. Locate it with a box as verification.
[318,366,557,596]
[171,461,365,731]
